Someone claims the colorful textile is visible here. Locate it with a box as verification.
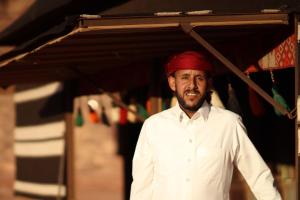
[226,83,242,116]
[110,107,120,123]
[211,90,225,108]
[258,34,296,70]
[127,104,137,123]
[101,106,111,126]
[88,106,99,123]
[137,104,149,119]
[146,99,152,115]
[75,108,84,126]
[119,108,128,125]
[272,85,291,116]
[248,87,266,117]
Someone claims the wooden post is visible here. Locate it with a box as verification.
[65,113,75,200]
[295,14,300,200]
[0,85,15,94]
[63,81,77,200]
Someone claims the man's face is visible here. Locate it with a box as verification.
[168,69,210,113]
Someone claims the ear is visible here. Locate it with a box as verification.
[168,75,176,92]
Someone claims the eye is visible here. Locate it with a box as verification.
[196,76,206,81]
[181,75,189,80]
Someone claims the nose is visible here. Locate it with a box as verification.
[188,77,198,89]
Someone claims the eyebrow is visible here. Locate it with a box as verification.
[180,73,190,77]
[179,73,205,77]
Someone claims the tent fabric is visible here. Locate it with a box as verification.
[0,0,70,45]
[100,0,300,16]
[14,82,67,200]
[0,13,294,88]
[0,0,299,46]
[0,0,128,45]
[258,34,296,70]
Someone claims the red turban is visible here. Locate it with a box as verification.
[165,51,213,76]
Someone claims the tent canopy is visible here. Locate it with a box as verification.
[0,0,128,45]
[1,0,298,46]
[0,1,297,91]
[100,0,300,16]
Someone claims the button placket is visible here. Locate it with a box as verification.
[182,119,198,199]
[185,123,195,186]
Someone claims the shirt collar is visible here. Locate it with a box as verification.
[173,100,210,122]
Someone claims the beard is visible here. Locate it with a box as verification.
[175,89,207,112]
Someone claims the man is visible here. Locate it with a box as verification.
[130,51,281,200]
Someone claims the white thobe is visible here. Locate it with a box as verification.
[130,101,281,200]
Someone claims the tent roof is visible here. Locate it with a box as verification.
[100,0,300,16]
[0,0,299,46]
[0,0,128,45]
[0,13,294,91]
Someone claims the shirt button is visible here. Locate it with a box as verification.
[187,158,191,162]
[186,178,190,182]
[189,139,192,143]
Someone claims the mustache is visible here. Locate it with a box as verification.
[184,89,200,94]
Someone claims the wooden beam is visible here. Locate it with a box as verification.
[29,41,195,56]
[181,22,291,117]
[295,14,300,200]
[81,14,289,28]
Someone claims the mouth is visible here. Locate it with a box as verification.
[185,91,199,97]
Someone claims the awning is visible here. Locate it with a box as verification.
[0,0,129,45]
[0,13,293,91]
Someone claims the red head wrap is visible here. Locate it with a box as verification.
[165,51,213,76]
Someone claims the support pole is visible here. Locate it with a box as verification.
[63,81,76,200]
[181,23,291,117]
[65,113,75,200]
[295,14,300,200]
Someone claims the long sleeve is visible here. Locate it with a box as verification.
[233,118,282,200]
[130,121,154,200]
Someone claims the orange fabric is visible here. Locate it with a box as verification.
[89,111,99,123]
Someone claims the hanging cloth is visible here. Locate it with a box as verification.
[161,98,171,111]
[246,72,266,117]
[146,99,152,115]
[75,107,84,127]
[88,104,99,123]
[248,86,266,117]
[127,104,137,123]
[170,96,177,107]
[211,89,225,108]
[101,106,111,126]
[272,86,291,116]
[270,70,291,116]
[137,104,149,119]
[119,108,128,125]
[226,83,243,116]
[110,106,120,124]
